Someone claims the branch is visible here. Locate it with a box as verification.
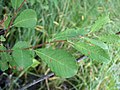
[18,73,55,90]
[0,40,66,52]
[25,40,66,50]
[17,0,26,13]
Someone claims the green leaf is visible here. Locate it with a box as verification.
[31,59,40,68]
[0,35,6,41]
[73,42,110,63]
[53,29,88,40]
[35,48,78,78]
[4,16,11,29]
[0,61,8,71]
[0,46,12,71]
[11,0,24,9]
[91,15,110,33]
[13,9,37,28]
[12,41,34,70]
[99,34,120,44]
[13,41,29,49]
[84,37,108,50]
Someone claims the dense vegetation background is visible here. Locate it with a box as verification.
[0,0,120,90]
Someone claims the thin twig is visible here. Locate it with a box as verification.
[77,55,87,62]
[18,73,55,90]
[17,0,26,13]
[18,56,87,90]
[0,40,66,52]
[25,40,66,49]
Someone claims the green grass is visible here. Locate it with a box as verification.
[0,0,120,90]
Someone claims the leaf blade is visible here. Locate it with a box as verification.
[13,9,37,28]
[84,37,108,50]
[99,34,120,44]
[11,0,24,9]
[12,41,33,70]
[53,29,88,40]
[0,46,12,71]
[35,48,78,78]
[91,15,110,33]
[73,42,110,63]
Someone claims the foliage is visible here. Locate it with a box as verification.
[0,0,120,89]
[0,0,117,78]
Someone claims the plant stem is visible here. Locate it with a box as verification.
[0,40,66,53]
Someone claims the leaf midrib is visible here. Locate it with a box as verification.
[14,18,37,26]
[75,43,109,60]
[36,50,76,72]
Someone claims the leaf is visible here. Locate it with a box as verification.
[13,41,29,49]
[0,46,12,71]
[12,41,34,70]
[84,37,108,50]
[73,42,110,63]
[11,0,24,9]
[99,34,120,44]
[4,15,11,29]
[0,61,8,71]
[35,48,78,78]
[91,15,110,33]
[0,35,6,41]
[53,29,88,40]
[13,9,37,28]
[31,59,40,68]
